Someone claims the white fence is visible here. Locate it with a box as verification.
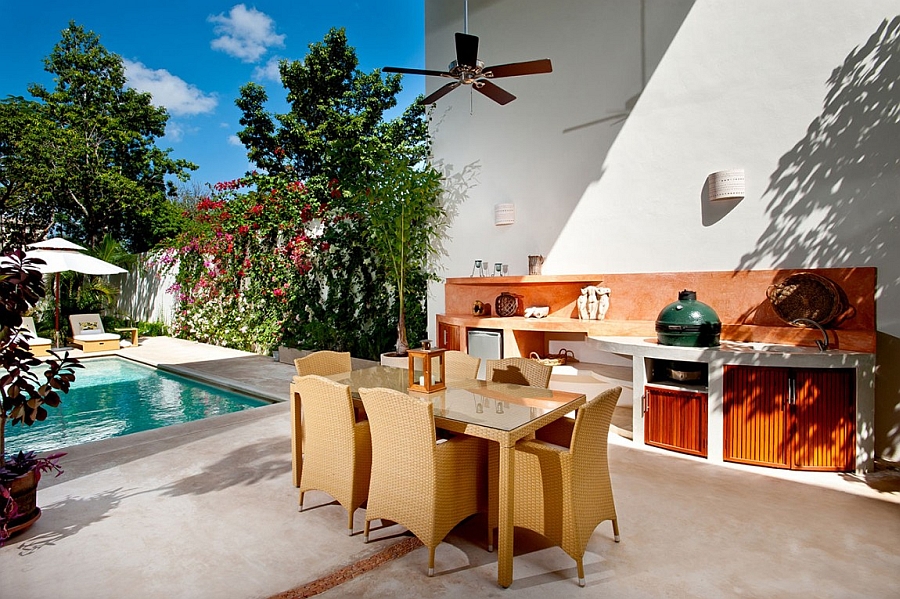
[115,253,176,326]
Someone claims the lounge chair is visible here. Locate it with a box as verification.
[20,316,52,357]
[68,314,121,352]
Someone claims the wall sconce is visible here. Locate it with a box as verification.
[707,169,745,200]
[494,203,516,226]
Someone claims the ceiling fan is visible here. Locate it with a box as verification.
[382,1,552,105]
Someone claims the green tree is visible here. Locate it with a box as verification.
[223,27,438,357]
[0,96,58,247]
[235,27,428,181]
[1,22,197,252]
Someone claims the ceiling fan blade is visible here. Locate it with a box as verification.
[475,80,516,105]
[383,66,451,77]
[455,32,479,67]
[420,81,462,105]
[482,59,553,79]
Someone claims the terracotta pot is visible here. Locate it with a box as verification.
[3,469,42,539]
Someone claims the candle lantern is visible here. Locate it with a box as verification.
[407,347,447,393]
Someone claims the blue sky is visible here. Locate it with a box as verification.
[0,0,425,189]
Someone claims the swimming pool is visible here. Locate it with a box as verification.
[4,357,269,454]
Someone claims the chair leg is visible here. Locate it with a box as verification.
[347,509,354,536]
[576,557,585,587]
[428,546,436,577]
[612,519,620,542]
[487,525,494,552]
[364,520,371,543]
[298,491,305,512]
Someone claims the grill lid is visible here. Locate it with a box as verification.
[655,289,721,346]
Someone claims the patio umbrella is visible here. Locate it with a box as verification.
[25,238,128,346]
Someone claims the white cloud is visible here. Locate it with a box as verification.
[227,135,243,147]
[165,121,184,142]
[253,56,283,82]
[124,59,218,116]
[209,4,285,63]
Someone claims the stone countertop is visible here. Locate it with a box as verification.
[588,335,875,369]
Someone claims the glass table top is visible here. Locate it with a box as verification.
[300,365,583,433]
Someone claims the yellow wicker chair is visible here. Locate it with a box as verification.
[294,350,352,376]
[359,386,486,577]
[293,375,372,535]
[486,357,552,388]
[444,350,480,381]
[488,386,623,586]
[291,350,355,487]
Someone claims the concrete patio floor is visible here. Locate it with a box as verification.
[1,337,898,598]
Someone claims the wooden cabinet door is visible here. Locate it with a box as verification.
[644,386,708,457]
[437,322,460,351]
[723,365,790,468]
[724,365,856,471]
[792,369,855,471]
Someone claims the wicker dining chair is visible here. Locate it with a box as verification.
[486,357,552,388]
[294,350,352,376]
[359,386,486,577]
[444,350,480,381]
[293,375,372,535]
[487,386,623,587]
[292,350,355,486]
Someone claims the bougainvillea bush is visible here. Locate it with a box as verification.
[160,28,445,360]
[159,165,440,360]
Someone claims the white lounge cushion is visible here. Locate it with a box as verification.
[74,332,121,342]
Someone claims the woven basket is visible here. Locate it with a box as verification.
[766,272,843,326]
[529,349,575,366]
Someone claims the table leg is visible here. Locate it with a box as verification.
[497,441,515,588]
[290,385,303,487]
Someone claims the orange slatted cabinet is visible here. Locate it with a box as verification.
[724,366,855,471]
[644,386,708,457]
[793,369,855,471]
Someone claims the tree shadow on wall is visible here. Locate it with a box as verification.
[738,17,900,467]
[738,16,900,284]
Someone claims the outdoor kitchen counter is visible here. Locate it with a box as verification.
[587,336,876,472]
[589,335,875,365]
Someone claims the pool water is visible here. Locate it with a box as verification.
[4,357,268,454]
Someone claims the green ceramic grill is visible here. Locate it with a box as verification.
[655,290,721,347]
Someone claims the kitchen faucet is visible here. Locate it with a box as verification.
[790,318,829,352]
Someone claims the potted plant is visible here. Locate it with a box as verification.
[0,248,81,544]
[364,153,445,358]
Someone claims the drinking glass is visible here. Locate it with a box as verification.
[494,263,502,276]
[472,259,482,277]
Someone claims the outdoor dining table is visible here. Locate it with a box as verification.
[289,365,586,588]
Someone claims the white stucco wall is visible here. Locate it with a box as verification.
[425,0,900,459]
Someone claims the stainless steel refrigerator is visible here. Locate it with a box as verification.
[467,328,503,380]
